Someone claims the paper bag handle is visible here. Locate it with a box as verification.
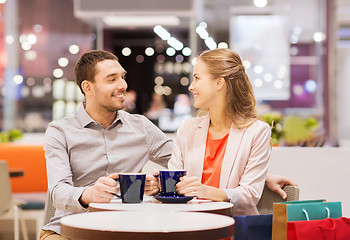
[302,207,330,221]
[318,218,336,231]
[302,209,310,221]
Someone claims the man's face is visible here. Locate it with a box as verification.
[90,59,128,112]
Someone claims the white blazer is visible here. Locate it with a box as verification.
[168,115,271,215]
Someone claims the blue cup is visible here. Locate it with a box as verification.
[159,170,186,197]
[114,173,146,203]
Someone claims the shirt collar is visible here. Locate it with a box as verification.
[76,103,122,128]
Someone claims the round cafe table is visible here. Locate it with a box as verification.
[60,211,234,240]
[89,196,234,217]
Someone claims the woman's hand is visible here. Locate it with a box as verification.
[265,174,297,199]
[176,176,207,198]
[176,176,229,202]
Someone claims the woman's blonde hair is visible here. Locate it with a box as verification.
[196,48,257,128]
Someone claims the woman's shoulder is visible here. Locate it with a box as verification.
[244,119,271,134]
[180,115,208,127]
[177,115,208,133]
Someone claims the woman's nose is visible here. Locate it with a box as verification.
[188,82,194,92]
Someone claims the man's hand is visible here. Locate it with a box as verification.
[145,170,160,196]
[266,174,297,200]
[79,173,119,207]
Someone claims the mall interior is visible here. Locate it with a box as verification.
[0,0,350,239]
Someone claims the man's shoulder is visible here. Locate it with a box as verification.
[49,115,76,125]
[47,115,79,131]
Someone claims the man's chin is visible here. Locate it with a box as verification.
[104,104,125,112]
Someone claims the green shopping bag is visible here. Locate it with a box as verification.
[272,199,342,240]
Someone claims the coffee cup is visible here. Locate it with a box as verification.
[158,170,186,197]
[114,173,146,203]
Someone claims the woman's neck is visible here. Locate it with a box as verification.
[208,101,231,138]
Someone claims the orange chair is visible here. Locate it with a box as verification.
[0,144,47,193]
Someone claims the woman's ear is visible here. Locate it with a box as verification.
[81,80,93,96]
[216,77,226,91]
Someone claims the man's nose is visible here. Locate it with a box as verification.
[117,79,127,90]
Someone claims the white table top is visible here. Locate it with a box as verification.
[89,195,234,217]
[61,211,234,240]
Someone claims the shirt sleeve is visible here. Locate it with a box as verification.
[144,116,173,168]
[44,122,87,213]
[224,122,271,211]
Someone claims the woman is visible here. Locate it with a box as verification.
[168,48,271,215]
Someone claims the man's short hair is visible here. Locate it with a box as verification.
[74,50,119,95]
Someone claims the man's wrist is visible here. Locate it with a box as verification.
[79,186,91,208]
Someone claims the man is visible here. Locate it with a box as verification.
[40,50,295,239]
[40,50,171,239]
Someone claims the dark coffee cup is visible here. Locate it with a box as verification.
[159,170,186,197]
[114,173,146,203]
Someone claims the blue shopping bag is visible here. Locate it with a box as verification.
[234,214,273,240]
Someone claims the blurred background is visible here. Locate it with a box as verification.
[0,0,349,147]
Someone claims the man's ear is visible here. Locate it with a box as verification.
[81,80,93,96]
[216,77,226,91]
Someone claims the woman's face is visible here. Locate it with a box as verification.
[189,59,218,109]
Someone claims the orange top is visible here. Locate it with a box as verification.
[201,132,229,188]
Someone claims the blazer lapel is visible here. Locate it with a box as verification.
[191,115,210,179]
[219,125,247,188]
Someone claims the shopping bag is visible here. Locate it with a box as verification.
[287,217,350,240]
[272,200,342,240]
[234,214,272,240]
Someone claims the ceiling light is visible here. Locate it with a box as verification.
[5,35,14,44]
[293,85,304,95]
[154,25,171,40]
[204,37,217,50]
[254,0,268,8]
[69,45,80,54]
[122,47,131,56]
[13,75,24,85]
[254,78,263,88]
[305,79,317,93]
[274,80,284,89]
[166,47,176,56]
[218,42,228,48]
[21,42,32,51]
[155,76,164,85]
[25,50,37,61]
[58,57,69,67]
[103,16,180,27]
[254,65,263,74]
[53,68,64,78]
[313,32,326,42]
[167,37,183,51]
[180,77,189,86]
[32,24,43,33]
[27,34,37,45]
[182,47,192,56]
[175,55,184,63]
[145,47,155,56]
